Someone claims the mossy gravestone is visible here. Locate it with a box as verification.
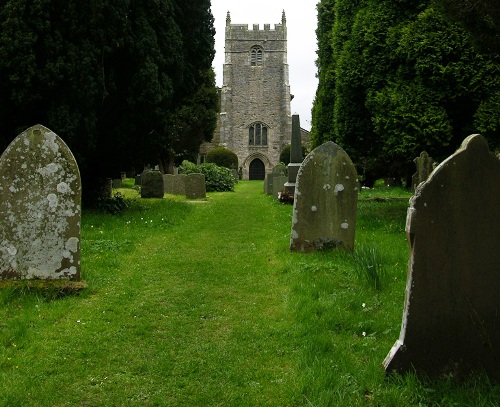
[141,169,164,198]
[0,125,81,280]
[290,141,358,252]
[383,134,500,379]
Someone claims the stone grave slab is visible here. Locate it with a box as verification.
[163,174,174,194]
[141,169,164,198]
[290,141,358,252]
[0,124,81,280]
[185,173,206,199]
[383,134,500,379]
[172,174,187,195]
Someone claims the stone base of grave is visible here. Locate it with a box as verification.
[0,279,88,294]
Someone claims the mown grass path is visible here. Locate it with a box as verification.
[1,181,301,406]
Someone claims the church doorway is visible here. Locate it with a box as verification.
[249,158,265,180]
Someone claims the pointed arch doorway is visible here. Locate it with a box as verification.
[249,158,265,180]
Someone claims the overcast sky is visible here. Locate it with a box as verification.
[211,1,318,131]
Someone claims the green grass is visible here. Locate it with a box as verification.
[0,181,499,406]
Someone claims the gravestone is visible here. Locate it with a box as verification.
[0,124,81,280]
[284,114,303,196]
[172,174,187,195]
[185,173,206,199]
[140,169,164,198]
[135,174,141,186]
[272,175,288,199]
[290,141,358,252]
[163,174,174,194]
[411,151,435,190]
[112,178,122,188]
[383,134,500,379]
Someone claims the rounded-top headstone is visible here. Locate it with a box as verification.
[0,125,81,280]
[141,169,164,198]
[290,141,358,252]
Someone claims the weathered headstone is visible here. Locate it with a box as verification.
[264,173,274,195]
[172,174,187,195]
[272,163,287,175]
[290,141,358,252]
[163,174,174,194]
[411,151,435,190]
[383,134,500,379]
[185,173,206,199]
[284,114,303,195]
[135,175,141,186]
[112,178,122,189]
[272,175,287,199]
[0,124,81,280]
[140,169,164,198]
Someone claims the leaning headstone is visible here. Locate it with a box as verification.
[411,151,435,190]
[185,173,206,199]
[284,114,303,196]
[383,134,500,379]
[290,141,358,252]
[0,124,81,280]
[140,169,164,198]
[163,174,174,194]
[172,174,187,195]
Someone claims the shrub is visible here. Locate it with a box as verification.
[206,147,238,169]
[279,144,308,165]
[179,160,235,192]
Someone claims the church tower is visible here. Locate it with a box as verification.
[217,11,292,180]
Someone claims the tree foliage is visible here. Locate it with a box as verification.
[0,0,218,200]
[435,0,500,53]
[311,0,500,185]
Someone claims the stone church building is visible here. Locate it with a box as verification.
[199,11,298,180]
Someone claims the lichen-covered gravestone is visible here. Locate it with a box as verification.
[0,125,81,280]
[141,169,164,198]
[383,134,500,379]
[185,173,206,199]
[290,141,358,252]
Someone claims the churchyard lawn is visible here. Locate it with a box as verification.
[0,181,498,406]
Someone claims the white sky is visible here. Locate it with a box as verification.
[210,1,318,131]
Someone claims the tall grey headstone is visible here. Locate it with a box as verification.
[0,125,81,280]
[290,141,358,252]
[141,169,164,198]
[185,173,206,199]
[383,134,500,379]
[411,151,435,190]
[284,114,303,195]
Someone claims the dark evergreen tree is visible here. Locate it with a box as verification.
[436,0,500,53]
[0,0,218,202]
[311,0,500,186]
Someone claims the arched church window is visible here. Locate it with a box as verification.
[249,123,268,146]
[250,46,263,66]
